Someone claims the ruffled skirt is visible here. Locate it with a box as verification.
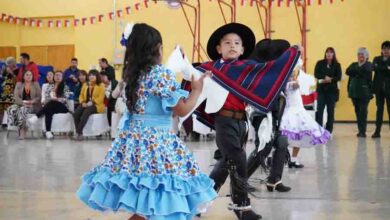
[76,121,217,219]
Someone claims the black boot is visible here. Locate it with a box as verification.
[228,199,262,220]
[233,209,262,220]
[372,129,381,138]
[288,161,304,168]
[266,178,291,192]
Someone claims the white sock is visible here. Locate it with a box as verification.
[291,156,298,163]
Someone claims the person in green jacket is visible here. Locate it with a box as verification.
[372,41,390,138]
[346,47,373,138]
[314,47,342,134]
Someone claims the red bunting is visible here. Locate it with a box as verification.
[29,19,35,27]
[98,14,104,22]
[116,10,123,18]
[108,12,114,20]
[74,19,79,26]
[56,20,62,28]
[90,16,96,24]
[135,3,141,10]
[37,20,43,27]
[125,6,131,14]
[0,0,345,29]
[64,19,71,27]
[82,17,87,26]
[48,20,54,28]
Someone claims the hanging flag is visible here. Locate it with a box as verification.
[74,19,80,26]
[277,0,283,7]
[144,0,149,8]
[29,19,35,27]
[48,20,54,28]
[37,20,43,27]
[135,2,141,10]
[116,10,123,18]
[90,16,96,24]
[108,12,115,20]
[56,20,62,28]
[64,19,71,27]
[268,0,274,7]
[286,0,293,7]
[249,0,257,7]
[307,0,312,5]
[329,0,334,3]
[23,18,29,26]
[7,15,14,23]
[240,0,245,6]
[15,17,20,25]
[82,17,87,25]
[125,6,131,14]
[98,14,104,22]
[318,0,322,5]
[1,13,6,22]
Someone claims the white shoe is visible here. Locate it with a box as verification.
[28,115,39,125]
[45,131,54,139]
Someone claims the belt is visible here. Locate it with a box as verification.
[218,109,246,120]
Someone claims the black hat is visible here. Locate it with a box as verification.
[249,39,291,62]
[207,23,255,61]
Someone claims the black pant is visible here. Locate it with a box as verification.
[249,114,288,182]
[73,105,97,134]
[351,98,370,134]
[36,100,68,131]
[374,90,390,132]
[209,115,248,206]
[316,92,337,133]
[107,97,117,126]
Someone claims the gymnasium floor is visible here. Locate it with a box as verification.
[0,123,389,220]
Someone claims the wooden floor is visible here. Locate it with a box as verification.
[0,124,389,220]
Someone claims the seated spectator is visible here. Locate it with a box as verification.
[74,70,88,109]
[73,69,105,140]
[0,57,18,128]
[17,53,39,82]
[99,58,116,81]
[63,58,79,95]
[28,70,71,139]
[101,72,118,126]
[7,70,41,139]
[41,71,55,105]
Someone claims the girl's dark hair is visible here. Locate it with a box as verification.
[323,47,339,65]
[381,41,390,49]
[88,69,102,85]
[78,70,88,83]
[45,71,54,83]
[54,70,66,98]
[21,70,34,83]
[122,23,162,113]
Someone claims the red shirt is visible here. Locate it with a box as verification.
[17,62,39,82]
[222,93,246,111]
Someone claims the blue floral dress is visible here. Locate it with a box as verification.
[77,64,217,219]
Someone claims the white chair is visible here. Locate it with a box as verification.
[7,113,43,138]
[82,113,110,137]
[2,110,8,125]
[42,113,75,134]
[110,112,122,138]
